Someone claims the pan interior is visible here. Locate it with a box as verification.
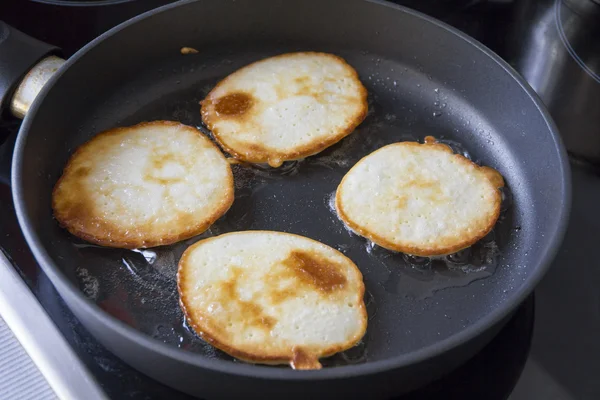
[35,46,531,366]
[14,0,566,372]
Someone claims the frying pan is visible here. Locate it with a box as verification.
[0,0,571,398]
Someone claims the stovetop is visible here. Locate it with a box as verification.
[0,1,599,399]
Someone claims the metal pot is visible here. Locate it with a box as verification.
[504,0,600,165]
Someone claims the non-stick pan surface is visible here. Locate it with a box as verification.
[10,0,570,398]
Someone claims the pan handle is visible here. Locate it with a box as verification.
[0,21,65,185]
[0,21,65,119]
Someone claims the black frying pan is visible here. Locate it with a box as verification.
[0,0,570,399]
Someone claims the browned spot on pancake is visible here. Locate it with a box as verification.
[282,250,347,293]
[392,177,446,206]
[421,136,453,153]
[480,166,505,188]
[296,79,316,98]
[268,285,300,305]
[400,178,442,192]
[414,179,441,191]
[53,171,95,229]
[396,194,408,209]
[265,250,348,305]
[424,135,437,144]
[72,166,91,178]
[294,77,332,104]
[267,157,283,168]
[294,76,310,85]
[260,315,277,329]
[151,151,177,169]
[215,92,253,116]
[290,347,321,370]
[59,199,89,227]
[214,267,276,332]
[144,151,187,185]
[284,75,353,105]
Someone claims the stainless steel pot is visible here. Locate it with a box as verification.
[504,0,600,164]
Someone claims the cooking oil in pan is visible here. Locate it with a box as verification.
[69,66,512,367]
[378,238,500,300]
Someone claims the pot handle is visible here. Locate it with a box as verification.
[0,21,65,119]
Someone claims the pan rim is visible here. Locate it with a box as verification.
[12,0,572,381]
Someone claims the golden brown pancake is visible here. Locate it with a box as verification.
[178,231,368,369]
[52,121,234,249]
[201,52,368,167]
[335,137,504,256]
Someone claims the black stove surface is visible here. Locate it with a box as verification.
[0,1,598,399]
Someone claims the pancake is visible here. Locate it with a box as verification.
[52,121,234,249]
[200,52,368,167]
[177,231,367,369]
[335,136,504,257]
